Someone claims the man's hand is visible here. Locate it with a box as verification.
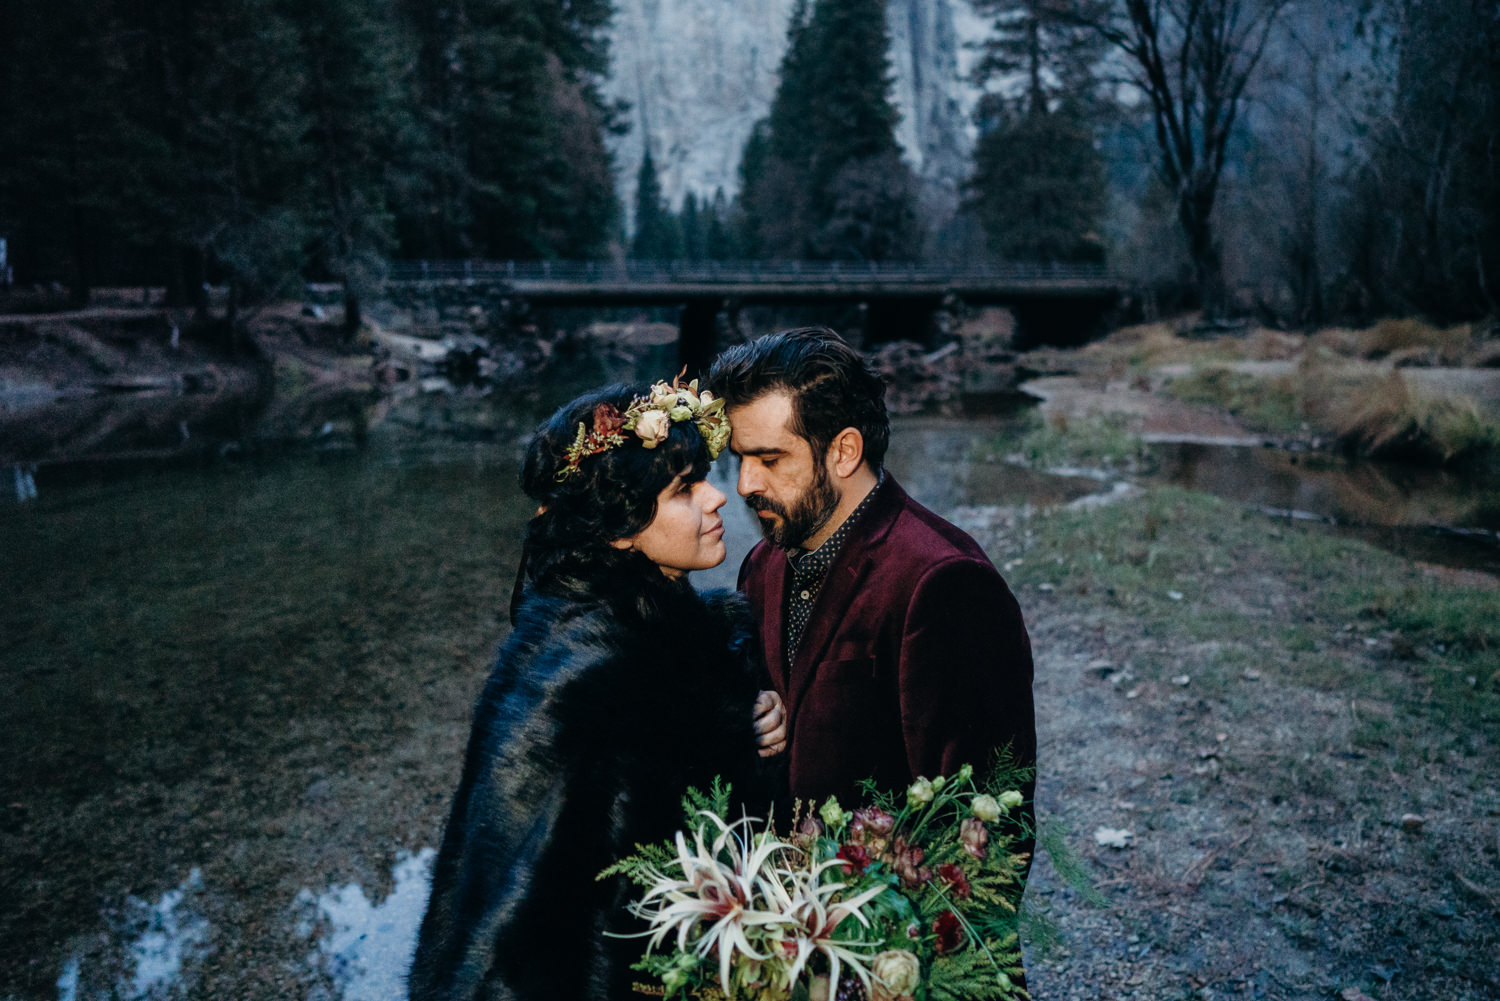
[753,689,787,758]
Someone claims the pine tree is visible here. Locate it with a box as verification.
[174,0,314,323]
[967,0,1109,263]
[736,118,811,258]
[705,188,737,260]
[969,100,1106,262]
[0,0,168,299]
[71,0,315,324]
[630,149,681,260]
[737,0,920,261]
[680,192,705,261]
[289,0,420,334]
[396,0,619,260]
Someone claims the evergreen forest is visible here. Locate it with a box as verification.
[1,0,1496,325]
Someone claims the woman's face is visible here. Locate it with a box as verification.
[617,474,728,578]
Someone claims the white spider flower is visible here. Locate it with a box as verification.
[627,811,892,1000]
[769,856,887,993]
[628,813,798,996]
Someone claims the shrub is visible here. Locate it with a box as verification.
[1333,372,1500,463]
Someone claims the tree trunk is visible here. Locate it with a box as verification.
[1180,187,1224,319]
[1299,51,1324,328]
[192,248,212,326]
[342,286,362,342]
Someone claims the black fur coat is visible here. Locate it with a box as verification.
[408,556,774,1001]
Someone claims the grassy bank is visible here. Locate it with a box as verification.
[1013,488,1498,739]
[969,484,1500,999]
[1041,318,1500,466]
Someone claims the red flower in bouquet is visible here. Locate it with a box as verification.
[837,841,874,875]
[888,837,932,891]
[936,862,971,900]
[592,401,627,435]
[932,910,965,954]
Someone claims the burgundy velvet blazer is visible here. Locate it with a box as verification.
[737,476,1036,809]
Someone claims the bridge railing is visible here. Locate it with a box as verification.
[385,259,1122,285]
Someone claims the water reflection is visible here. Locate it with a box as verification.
[1148,442,1500,574]
[297,849,435,1001]
[12,462,37,501]
[55,869,209,1001]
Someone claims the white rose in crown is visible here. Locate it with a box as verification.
[635,409,671,447]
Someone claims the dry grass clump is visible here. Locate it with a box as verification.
[1291,356,1387,428]
[1304,326,1365,357]
[1308,318,1477,366]
[1471,340,1500,369]
[1240,328,1305,360]
[1364,317,1473,363]
[1084,321,1247,371]
[1332,371,1500,463]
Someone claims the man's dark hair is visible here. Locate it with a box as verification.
[707,327,889,468]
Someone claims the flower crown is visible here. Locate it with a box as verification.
[555,373,732,481]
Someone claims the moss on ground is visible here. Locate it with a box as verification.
[1008,486,1498,721]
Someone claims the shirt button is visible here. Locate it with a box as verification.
[800,590,810,600]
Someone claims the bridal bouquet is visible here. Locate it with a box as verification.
[602,761,1032,1001]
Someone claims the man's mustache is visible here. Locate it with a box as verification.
[744,494,786,517]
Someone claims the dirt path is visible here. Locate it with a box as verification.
[1020,375,1265,446]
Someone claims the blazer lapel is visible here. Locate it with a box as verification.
[785,478,906,714]
[759,547,792,694]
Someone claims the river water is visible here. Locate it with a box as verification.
[3,374,1498,999]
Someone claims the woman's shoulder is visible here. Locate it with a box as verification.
[486,583,759,707]
[497,591,626,683]
[694,585,751,622]
[691,586,757,658]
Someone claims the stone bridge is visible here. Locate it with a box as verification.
[384,259,1130,373]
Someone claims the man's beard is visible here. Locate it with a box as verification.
[744,462,840,550]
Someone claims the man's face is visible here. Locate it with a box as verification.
[727,391,840,550]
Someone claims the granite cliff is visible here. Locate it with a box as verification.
[603,0,986,229]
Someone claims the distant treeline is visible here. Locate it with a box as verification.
[1,0,1496,328]
[0,0,620,319]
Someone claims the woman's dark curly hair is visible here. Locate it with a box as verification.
[512,383,714,613]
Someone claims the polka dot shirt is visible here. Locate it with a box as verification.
[783,472,885,663]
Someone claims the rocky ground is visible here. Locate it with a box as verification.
[956,489,1500,1001]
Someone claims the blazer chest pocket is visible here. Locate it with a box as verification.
[816,655,877,683]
